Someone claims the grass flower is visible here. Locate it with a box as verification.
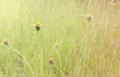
[1,38,8,45]
[33,22,41,31]
[86,14,93,22]
[54,40,63,49]
[49,57,54,65]
[87,16,92,22]
[54,43,59,49]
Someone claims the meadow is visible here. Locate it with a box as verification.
[0,0,120,77]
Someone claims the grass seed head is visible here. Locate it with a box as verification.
[54,43,59,49]
[2,38,8,45]
[87,16,92,22]
[34,22,41,31]
[35,25,40,31]
[49,57,54,65]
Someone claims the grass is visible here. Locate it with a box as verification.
[0,0,120,77]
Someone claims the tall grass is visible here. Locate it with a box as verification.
[0,0,120,77]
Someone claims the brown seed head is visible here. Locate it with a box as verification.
[33,22,41,31]
[2,39,8,45]
[49,57,54,65]
[55,43,59,49]
[35,25,40,31]
[87,16,92,22]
